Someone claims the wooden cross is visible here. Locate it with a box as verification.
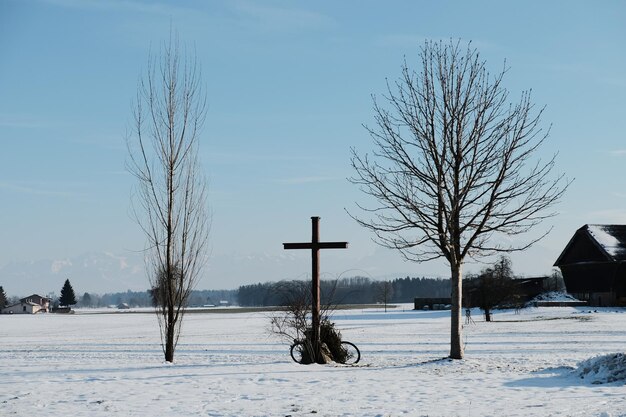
[283,216,348,362]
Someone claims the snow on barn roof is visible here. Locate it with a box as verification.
[554,224,626,266]
[585,224,626,260]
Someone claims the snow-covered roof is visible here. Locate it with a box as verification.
[554,224,626,266]
[585,224,626,260]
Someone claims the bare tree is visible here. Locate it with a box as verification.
[127,34,210,363]
[546,268,566,292]
[466,256,517,322]
[269,280,314,343]
[349,40,569,359]
[376,280,394,312]
[269,280,340,343]
[269,280,352,364]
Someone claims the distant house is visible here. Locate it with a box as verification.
[414,297,451,310]
[2,294,51,314]
[554,224,626,306]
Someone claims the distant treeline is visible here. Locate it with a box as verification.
[64,276,450,308]
[75,289,238,308]
[237,276,451,307]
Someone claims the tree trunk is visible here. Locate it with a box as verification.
[450,262,464,359]
[165,310,175,362]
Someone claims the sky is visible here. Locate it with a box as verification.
[1,0,625,294]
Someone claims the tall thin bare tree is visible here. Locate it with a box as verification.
[127,34,210,363]
[376,280,394,313]
[350,40,569,359]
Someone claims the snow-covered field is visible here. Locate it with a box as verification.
[1,305,625,417]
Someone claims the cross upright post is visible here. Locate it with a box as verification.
[311,216,321,346]
[283,216,348,363]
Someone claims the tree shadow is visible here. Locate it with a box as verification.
[504,366,586,388]
[369,356,453,371]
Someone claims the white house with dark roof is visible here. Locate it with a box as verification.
[1,294,51,314]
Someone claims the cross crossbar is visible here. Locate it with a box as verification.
[283,242,348,250]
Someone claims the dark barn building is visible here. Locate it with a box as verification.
[462,276,549,308]
[554,224,626,306]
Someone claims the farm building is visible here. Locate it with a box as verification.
[2,294,51,314]
[462,276,550,308]
[554,224,626,306]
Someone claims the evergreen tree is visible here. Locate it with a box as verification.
[81,292,92,308]
[59,279,77,307]
[0,286,7,309]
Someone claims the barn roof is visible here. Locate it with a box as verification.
[554,224,626,265]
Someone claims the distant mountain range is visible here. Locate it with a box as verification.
[0,252,146,297]
[1,246,438,298]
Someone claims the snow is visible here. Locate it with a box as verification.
[578,353,626,385]
[50,258,72,273]
[587,225,622,257]
[1,305,625,416]
[530,291,580,302]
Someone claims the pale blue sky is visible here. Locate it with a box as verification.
[1,0,625,292]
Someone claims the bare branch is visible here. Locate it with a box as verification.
[349,39,571,359]
[126,32,210,363]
